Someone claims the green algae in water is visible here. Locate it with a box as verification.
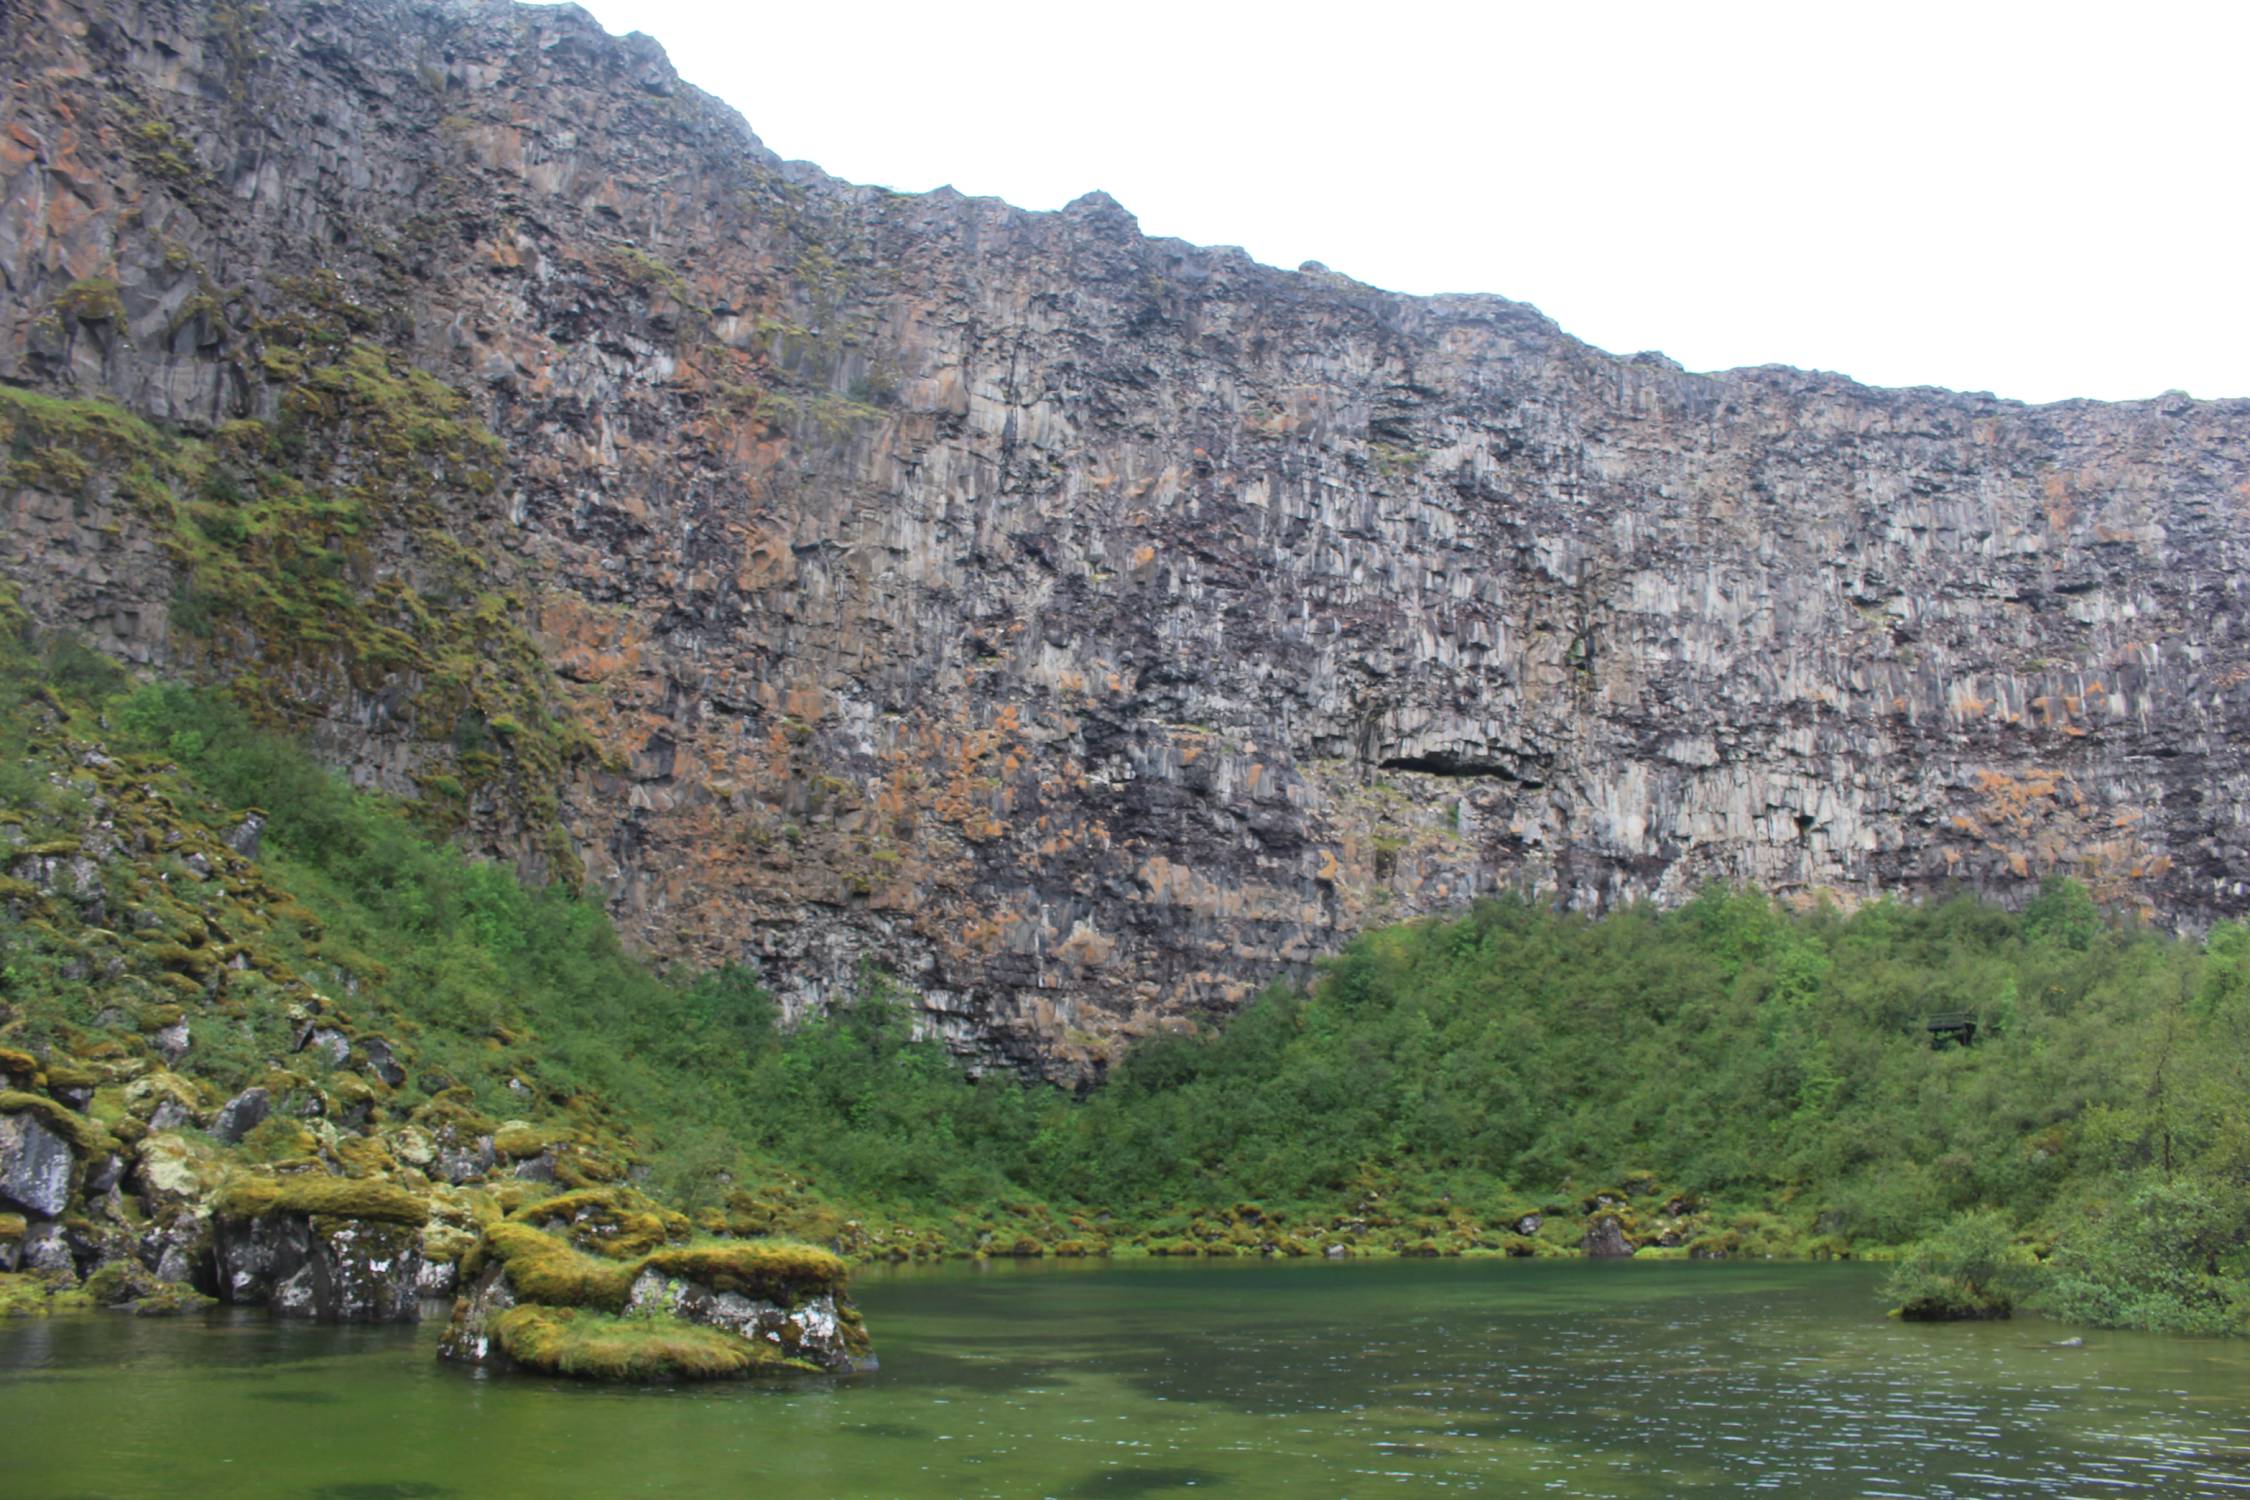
[6,1261,2250,1497]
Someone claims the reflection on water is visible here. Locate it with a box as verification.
[5,1259,2247,1497]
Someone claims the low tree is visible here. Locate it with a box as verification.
[1884,1209,2031,1321]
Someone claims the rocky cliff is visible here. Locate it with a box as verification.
[6,0,2249,1075]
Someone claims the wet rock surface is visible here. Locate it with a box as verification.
[4,0,2249,1077]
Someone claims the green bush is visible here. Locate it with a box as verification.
[2042,1178,2250,1334]
[1883,1209,2030,1320]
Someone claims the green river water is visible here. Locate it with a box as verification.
[4,1259,2247,1497]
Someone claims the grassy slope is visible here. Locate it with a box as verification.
[5,603,2246,1323]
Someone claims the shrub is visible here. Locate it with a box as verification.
[1884,1209,2030,1320]
[2042,1178,2250,1335]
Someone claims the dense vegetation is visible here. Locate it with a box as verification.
[1,611,2243,1330]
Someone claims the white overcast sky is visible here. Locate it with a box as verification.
[559,1,2247,405]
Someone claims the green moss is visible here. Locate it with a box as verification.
[479,1222,639,1309]
[640,1239,848,1300]
[509,1187,621,1222]
[123,112,210,186]
[42,1061,102,1090]
[53,278,126,325]
[0,1212,26,1240]
[237,1113,319,1162]
[410,1090,497,1141]
[491,1304,802,1381]
[475,1222,845,1312]
[214,1173,429,1225]
[0,360,586,847]
[510,1187,675,1258]
[492,1123,559,1160]
[0,1272,93,1318]
[607,246,705,314]
[82,1261,217,1314]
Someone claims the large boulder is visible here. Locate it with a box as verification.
[210,1176,432,1322]
[210,1087,271,1145]
[440,1226,873,1379]
[1582,1213,1638,1259]
[0,1106,77,1218]
[213,1210,425,1321]
[82,1259,217,1316]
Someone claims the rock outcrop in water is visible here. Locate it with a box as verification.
[5,0,2249,1074]
[441,1223,871,1379]
[213,1195,429,1321]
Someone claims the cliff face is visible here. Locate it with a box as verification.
[7,0,2250,1074]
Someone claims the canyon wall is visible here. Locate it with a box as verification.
[7,0,2250,1073]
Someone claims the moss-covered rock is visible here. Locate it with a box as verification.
[473,1220,641,1309]
[1582,1212,1637,1259]
[443,1223,868,1379]
[82,1259,217,1315]
[1,1097,89,1218]
[508,1186,681,1260]
[1,1089,115,1157]
[205,1168,433,1319]
[1885,1210,2024,1322]
[0,1270,93,1318]
[642,1239,848,1300]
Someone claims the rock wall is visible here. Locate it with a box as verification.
[6,0,2250,1074]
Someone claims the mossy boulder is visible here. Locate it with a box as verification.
[509,1186,681,1260]
[442,1224,868,1379]
[0,1102,80,1219]
[125,1066,205,1132]
[1,1090,115,1156]
[130,1130,229,1214]
[0,1270,93,1318]
[211,1171,433,1321]
[82,1259,217,1316]
[641,1240,849,1301]
[1582,1212,1638,1259]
